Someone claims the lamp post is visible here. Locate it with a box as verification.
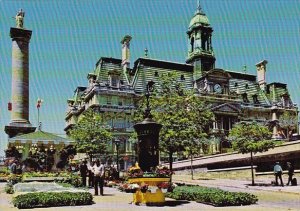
[133,81,162,172]
[114,139,120,177]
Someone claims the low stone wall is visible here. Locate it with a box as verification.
[175,166,256,180]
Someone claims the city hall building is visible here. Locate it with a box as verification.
[65,5,298,169]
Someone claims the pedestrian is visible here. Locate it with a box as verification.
[274,161,284,187]
[88,161,94,188]
[80,160,88,187]
[286,162,294,186]
[92,159,105,196]
[10,159,18,174]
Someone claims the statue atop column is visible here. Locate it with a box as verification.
[15,9,25,28]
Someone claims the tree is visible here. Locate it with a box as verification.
[134,72,214,174]
[180,94,213,179]
[229,121,274,185]
[278,111,298,139]
[70,109,112,161]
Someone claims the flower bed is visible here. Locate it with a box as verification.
[12,192,93,209]
[166,185,258,207]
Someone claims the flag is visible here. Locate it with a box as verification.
[8,102,12,111]
[36,98,43,109]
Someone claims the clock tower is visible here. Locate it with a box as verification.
[186,3,216,80]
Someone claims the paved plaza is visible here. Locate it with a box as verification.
[1,176,299,211]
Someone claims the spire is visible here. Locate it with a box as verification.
[196,0,204,14]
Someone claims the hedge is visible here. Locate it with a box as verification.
[166,185,258,206]
[13,191,93,209]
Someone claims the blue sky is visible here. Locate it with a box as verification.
[0,0,299,156]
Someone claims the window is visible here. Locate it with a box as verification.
[180,74,185,80]
[234,82,238,87]
[191,37,194,52]
[245,84,249,89]
[252,95,259,104]
[107,96,111,105]
[118,100,123,106]
[110,75,119,87]
[242,93,249,103]
[281,96,290,107]
[154,71,159,77]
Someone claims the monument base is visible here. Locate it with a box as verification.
[5,123,36,138]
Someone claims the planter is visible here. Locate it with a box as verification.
[128,177,170,205]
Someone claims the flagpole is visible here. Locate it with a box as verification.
[38,107,40,128]
[37,98,43,130]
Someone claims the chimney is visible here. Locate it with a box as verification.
[256,60,268,91]
[121,35,132,71]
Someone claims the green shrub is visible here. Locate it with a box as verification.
[166,185,258,206]
[5,183,14,194]
[12,191,93,209]
[54,174,82,187]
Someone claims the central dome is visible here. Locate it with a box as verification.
[188,5,210,30]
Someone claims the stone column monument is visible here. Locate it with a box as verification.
[5,9,36,138]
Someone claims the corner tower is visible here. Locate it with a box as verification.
[186,3,215,80]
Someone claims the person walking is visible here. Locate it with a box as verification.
[10,159,18,174]
[88,161,94,188]
[80,160,88,187]
[274,161,284,187]
[93,159,105,196]
[286,162,294,186]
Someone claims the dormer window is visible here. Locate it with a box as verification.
[252,94,259,104]
[110,75,119,88]
[242,93,249,103]
[281,95,291,107]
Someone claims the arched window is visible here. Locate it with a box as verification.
[191,37,194,52]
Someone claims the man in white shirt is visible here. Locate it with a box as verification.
[92,159,105,195]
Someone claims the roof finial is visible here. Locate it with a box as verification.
[144,48,148,58]
[243,64,247,73]
[196,0,203,13]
